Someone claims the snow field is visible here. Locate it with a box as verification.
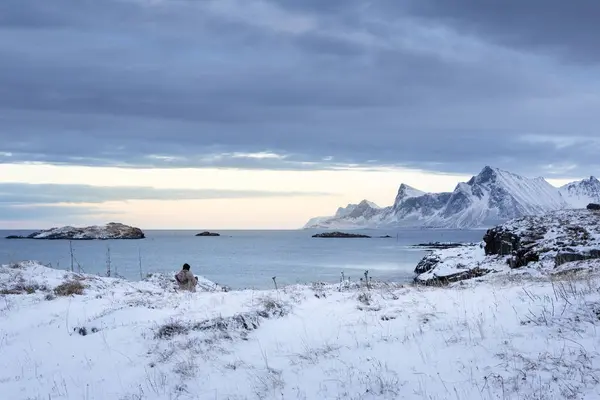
[1,261,600,399]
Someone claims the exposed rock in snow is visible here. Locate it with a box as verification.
[415,208,600,284]
[560,176,600,208]
[305,165,595,229]
[5,222,145,240]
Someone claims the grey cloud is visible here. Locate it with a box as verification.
[0,205,122,223]
[0,183,332,205]
[0,0,599,179]
[406,0,600,64]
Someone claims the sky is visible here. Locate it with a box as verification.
[1,0,599,229]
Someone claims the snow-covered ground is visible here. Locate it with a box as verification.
[3,259,600,399]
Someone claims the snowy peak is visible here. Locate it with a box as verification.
[344,200,381,219]
[560,175,600,208]
[360,200,381,209]
[334,200,380,218]
[393,184,425,208]
[468,165,498,185]
[438,166,567,227]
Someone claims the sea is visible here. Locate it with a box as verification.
[0,229,486,289]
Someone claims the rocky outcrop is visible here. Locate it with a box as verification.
[312,232,371,238]
[414,208,600,285]
[483,229,521,256]
[5,223,145,240]
[414,253,441,274]
[482,210,600,269]
[588,203,600,211]
[195,231,220,237]
[416,267,491,286]
[555,250,600,266]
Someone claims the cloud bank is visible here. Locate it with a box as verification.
[0,0,599,177]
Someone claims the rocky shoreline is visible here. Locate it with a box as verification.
[413,208,600,285]
[5,222,145,240]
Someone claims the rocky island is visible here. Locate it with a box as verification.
[414,208,600,285]
[312,231,371,238]
[195,231,220,237]
[5,222,145,240]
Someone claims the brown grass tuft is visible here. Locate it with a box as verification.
[54,280,85,296]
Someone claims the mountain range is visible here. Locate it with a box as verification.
[304,166,600,229]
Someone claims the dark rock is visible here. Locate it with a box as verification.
[312,232,371,238]
[413,242,465,249]
[555,250,600,266]
[414,267,491,286]
[195,231,220,237]
[587,203,600,211]
[379,235,393,238]
[483,227,520,256]
[508,246,540,269]
[414,253,441,274]
[5,235,24,239]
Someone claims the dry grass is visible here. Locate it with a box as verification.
[0,282,47,295]
[53,280,85,296]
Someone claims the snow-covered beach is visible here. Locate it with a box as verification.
[3,234,600,399]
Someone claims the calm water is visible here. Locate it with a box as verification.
[0,229,485,289]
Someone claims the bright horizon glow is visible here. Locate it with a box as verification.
[0,163,580,230]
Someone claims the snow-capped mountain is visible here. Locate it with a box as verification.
[304,166,594,229]
[304,200,384,229]
[393,184,425,209]
[559,176,600,208]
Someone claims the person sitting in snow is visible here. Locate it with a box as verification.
[175,263,198,292]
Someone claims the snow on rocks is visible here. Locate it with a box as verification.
[5,222,145,240]
[415,208,600,285]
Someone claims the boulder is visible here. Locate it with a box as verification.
[414,253,441,274]
[587,203,600,211]
[483,227,520,256]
